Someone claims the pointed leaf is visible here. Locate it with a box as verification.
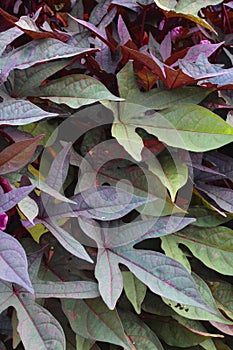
[34,281,99,299]
[119,310,164,350]
[34,74,124,109]
[0,99,58,126]
[0,231,33,293]
[0,185,35,213]
[198,185,233,213]
[174,226,233,275]
[0,26,23,55]
[122,271,147,314]
[62,298,130,349]
[45,186,155,221]
[0,38,97,83]
[163,273,232,324]
[14,294,65,350]
[42,220,93,263]
[0,135,43,174]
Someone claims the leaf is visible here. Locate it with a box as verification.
[162,273,232,324]
[44,186,156,221]
[174,0,223,16]
[0,135,43,174]
[119,310,165,350]
[108,102,233,161]
[0,185,35,213]
[198,185,233,213]
[75,335,95,350]
[0,231,33,293]
[173,226,233,275]
[146,150,188,201]
[186,207,231,227]
[209,321,233,336]
[116,61,209,104]
[146,315,212,348]
[0,26,23,55]
[8,291,65,350]
[42,219,93,263]
[122,271,147,314]
[18,196,39,224]
[161,235,191,272]
[121,46,197,89]
[12,59,72,97]
[179,54,233,88]
[154,0,218,31]
[33,74,124,109]
[62,298,130,349]
[78,217,215,313]
[211,281,233,321]
[0,98,58,126]
[0,38,97,83]
[34,280,99,299]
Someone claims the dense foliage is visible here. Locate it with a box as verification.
[0,0,233,349]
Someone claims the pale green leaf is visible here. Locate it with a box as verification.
[147,150,188,201]
[62,298,130,350]
[161,235,191,272]
[174,226,233,275]
[34,74,124,109]
[122,271,147,314]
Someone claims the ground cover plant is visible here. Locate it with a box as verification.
[0,0,233,349]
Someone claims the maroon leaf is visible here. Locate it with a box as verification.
[0,135,43,175]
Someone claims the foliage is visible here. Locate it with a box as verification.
[0,0,233,349]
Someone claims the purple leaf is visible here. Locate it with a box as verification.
[78,217,215,312]
[160,32,172,62]
[0,38,97,83]
[179,53,233,88]
[118,15,131,45]
[42,219,93,263]
[0,231,33,293]
[44,186,156,221]
[198,185,233,213]
[0,185,35,213]
[177,42,223,65]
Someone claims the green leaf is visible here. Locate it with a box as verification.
[173,226,233,275]
[75,335,95,350]
[0,98,57,126]
[119,310,165,350]
[61,298,130,349]
[146,315,210,348]
[33,74,124,109]
[117,62,209,109]
[106,102,233,161]
[211,281,233,321]
[186,207,231,227]
[175,0,223,15]
[122,271,147,314]
[161,234,191,272]
[79,217,216,313]
[18,196,39,224]
[163,273,232,324]
[12,59,71,97]
[33,280,99,299]
[147,150,188,201]
[0,27,23,55]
